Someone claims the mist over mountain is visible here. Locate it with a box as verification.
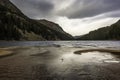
[0,0,73,40]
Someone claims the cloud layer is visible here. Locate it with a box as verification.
[10,0,120,36]
[58,0,120,18]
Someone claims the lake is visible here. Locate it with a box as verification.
[0,41,120,48]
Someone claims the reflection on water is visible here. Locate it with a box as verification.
[0,46,120,80]
[45,50,120,79]
[48,51,120,74]
[103,60,120,63]
[61,51,119,63]
[49,51,120,69]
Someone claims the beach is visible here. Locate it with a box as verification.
[0,46,120,80]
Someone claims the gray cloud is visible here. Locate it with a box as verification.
[58,0,120,18]
[106,10,120,18]
[10,0,54,19]
[31,1,54,12]
[10,0,120,19]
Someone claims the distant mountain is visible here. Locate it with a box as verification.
[77,20,120,40]
[0,0,74,40]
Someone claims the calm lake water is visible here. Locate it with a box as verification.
[0,41,120,48]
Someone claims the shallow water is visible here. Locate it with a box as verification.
[0,41,120,80]
[0,41,120,48]
[47,50,120,74]
[29,47,120,80]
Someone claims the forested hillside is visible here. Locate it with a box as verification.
[0,0,73,40]
[77,20,120,40]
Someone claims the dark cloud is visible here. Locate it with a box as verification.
[30,0,54,12]
[58,0,120,18]
[10,0,120,19]
[10,0,54,19]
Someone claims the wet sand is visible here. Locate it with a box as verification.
[0,46,120,80]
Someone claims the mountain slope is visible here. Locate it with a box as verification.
[77,20,120,40]
[0,0,73,40]
[38,19,73,40]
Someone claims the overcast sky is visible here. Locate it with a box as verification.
[10,0,120,36]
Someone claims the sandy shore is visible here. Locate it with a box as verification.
[0,46,120,80]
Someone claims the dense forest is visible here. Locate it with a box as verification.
[77,20,120,40]
[0,0,73,40]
